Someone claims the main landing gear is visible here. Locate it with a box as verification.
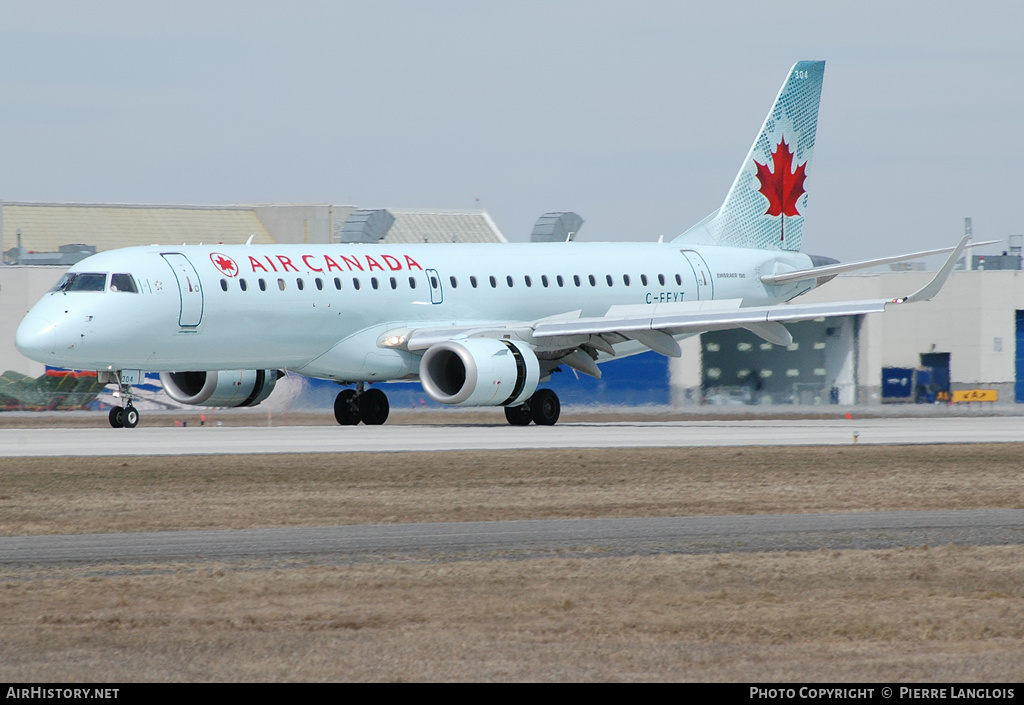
[334,383,390,426]
[503,388,560,426]
[333,385,560,427]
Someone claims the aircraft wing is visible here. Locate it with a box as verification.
[529,234,970,355]
[529,298,888,354]
[394,237,967,374]
[761,236,989,286]
[397,296,883,380]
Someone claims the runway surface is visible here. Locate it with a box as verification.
[2,510,1022,566]
[2,416,1024,457]
[5,418,1021,567]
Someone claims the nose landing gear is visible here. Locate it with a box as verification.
[105,372,140,429]
[108,402,139,428]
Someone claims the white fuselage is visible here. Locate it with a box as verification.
[15,241,817,380]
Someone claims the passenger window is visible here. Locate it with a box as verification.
[506,275,514,288]
[371,278,379,290]
[334,277,342,290]
[588,275,596,287]
[623,274,631,286]
[240,279,248,291]
[296,278,305,291]
[606,275,613,287]
[259,279,267,291]
[557,275,564,287]
[541,275,549,288]
[641,274,648,286]
[448,276,456,289]
[675,273,683,285]
[524,275,532,287]
[278,279,287,291]
[390,277,397,290]
[315,278,324,290]
[489,276,497,288]
[110,274,138,293]
[412,277,420,289]
[470,276,478,288]
[573,275,581,287]
[658,274,666,286]
[220,279,228,292]
[353,278,361,290]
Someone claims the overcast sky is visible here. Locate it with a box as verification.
[1,1,1021,262]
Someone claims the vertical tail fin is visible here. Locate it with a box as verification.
[676,61,825,252]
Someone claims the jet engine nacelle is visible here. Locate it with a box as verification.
[419,338,539,407]
[159,369,281,407]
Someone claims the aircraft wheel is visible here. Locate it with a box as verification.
[122,405,140,429]
[529,389,560,426]
[108,406,124,428]
[504,403,533,426]
[334,389,360,425]
[359,388,389,425]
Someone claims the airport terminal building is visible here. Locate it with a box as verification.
[3,201,1023,408]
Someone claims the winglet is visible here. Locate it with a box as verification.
[891,236,968,305]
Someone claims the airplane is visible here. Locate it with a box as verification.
[15,60,971,429]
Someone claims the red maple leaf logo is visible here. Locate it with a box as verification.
[210,252,239,277]
[754,136,807,219]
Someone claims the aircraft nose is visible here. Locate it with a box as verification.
[15,310,57,362]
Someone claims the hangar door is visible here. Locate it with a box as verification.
[701,317,857,405]
[1016,311,1024,402]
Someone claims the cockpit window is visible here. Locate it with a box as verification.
[110,274,138,293]
[49,272,107,293]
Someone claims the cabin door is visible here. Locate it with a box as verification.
[680,250,714,300]
[161,253,204,327]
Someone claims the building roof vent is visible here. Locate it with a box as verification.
[337,209,395,243]
[531,212,583,242]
